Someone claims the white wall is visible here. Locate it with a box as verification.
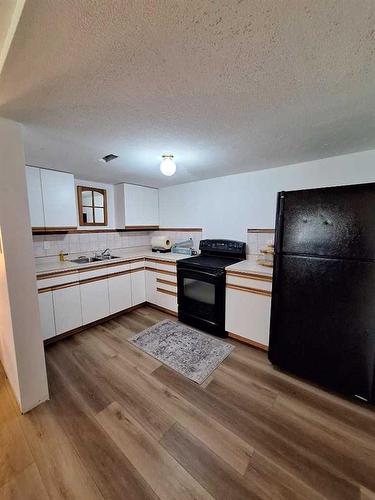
[0,117,49,412]
[159,149,375,241]
[75,179,115,229]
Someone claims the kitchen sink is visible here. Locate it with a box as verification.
[70,256,120,264]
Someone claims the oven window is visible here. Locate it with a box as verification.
[183,278,215,305]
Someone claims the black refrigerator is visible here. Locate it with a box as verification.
[269,182,375,404]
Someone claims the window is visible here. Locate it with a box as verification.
[77,186,108,226]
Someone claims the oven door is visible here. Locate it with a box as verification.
[177,266,226,337]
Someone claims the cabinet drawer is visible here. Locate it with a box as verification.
[156,287,178,313]
[226,274,272,293]
[156,270,177,283]
[156,278,177,293]
[106,262,131,275]
[130,259,145,270]
[145,259,176,273]
[79,267,109,282]
[157,261,177,273]
[37,271,79,289]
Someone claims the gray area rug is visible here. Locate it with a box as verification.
[128,319,234,384]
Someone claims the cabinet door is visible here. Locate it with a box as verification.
[80,278,109,324]
[124,184,159,227]
[131,269,145,306]
[226,288,271,347]
[40,169,77,227]
[108,273,132,314]
[155,288,178,313]
[26,166,45,228]
[53,285,82,334]
[145,269,157,304]
[38,291,56,340]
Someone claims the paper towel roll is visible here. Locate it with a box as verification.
[151,235,172,250]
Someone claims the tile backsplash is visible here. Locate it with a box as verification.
[33,229,203,258]
[247,229,275,255]
[33,231,152,257]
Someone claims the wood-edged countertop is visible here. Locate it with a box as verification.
[35,247,187,276]
[226,255,273,278]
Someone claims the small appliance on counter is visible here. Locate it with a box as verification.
[151,235,172,253]
[171,238,197,256]
[256,243,274,267]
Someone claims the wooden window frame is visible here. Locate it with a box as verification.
[77,186,108,226]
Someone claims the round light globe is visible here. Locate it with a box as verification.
[160,156,176,176]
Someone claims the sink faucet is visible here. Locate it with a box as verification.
[95,248,111,259]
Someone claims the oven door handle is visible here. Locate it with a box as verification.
[177,267,222,279]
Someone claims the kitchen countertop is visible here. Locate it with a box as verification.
[35,248,273,278]
[35,247,187,275]
[225,255,273,277]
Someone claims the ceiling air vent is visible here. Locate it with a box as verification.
[99,154,119,163]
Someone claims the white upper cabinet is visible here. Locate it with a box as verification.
[40,169,77,228]
[115,183,159,228]
[26,166,45,228]
[26,166,77,229]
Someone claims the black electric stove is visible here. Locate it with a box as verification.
[177,239,246,337]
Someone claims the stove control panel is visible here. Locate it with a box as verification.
[199,239,246,257]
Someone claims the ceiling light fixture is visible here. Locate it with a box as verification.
[160,154,176,176]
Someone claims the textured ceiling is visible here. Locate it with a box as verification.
[0,0,375,187]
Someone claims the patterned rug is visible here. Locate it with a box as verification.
[128,319,234,384]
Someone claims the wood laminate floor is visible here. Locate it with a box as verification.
[1,305,375,499]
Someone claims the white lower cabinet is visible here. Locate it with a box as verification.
[38,291,56,340]
[80,278,109,324]
[225,287,271,347]
[145,259,178,313]
[131,269,146,306]
[53,285,82,335]
[108,273,132,314]
[38,258,180,344]
[155,288,178,313]
[145,269,157,304]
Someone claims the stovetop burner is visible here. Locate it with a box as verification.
[177,239,247,271]
[178,254,243,271]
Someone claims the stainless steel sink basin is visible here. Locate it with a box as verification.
[70,256,120,264]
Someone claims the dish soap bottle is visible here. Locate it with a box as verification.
[59,251,67,262]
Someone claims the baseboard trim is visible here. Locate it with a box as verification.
[44,303,147,345]
[146,302,178,317]
[228,332,268,351]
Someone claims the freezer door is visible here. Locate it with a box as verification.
[269,255,375,402]
[278,183,375,259]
